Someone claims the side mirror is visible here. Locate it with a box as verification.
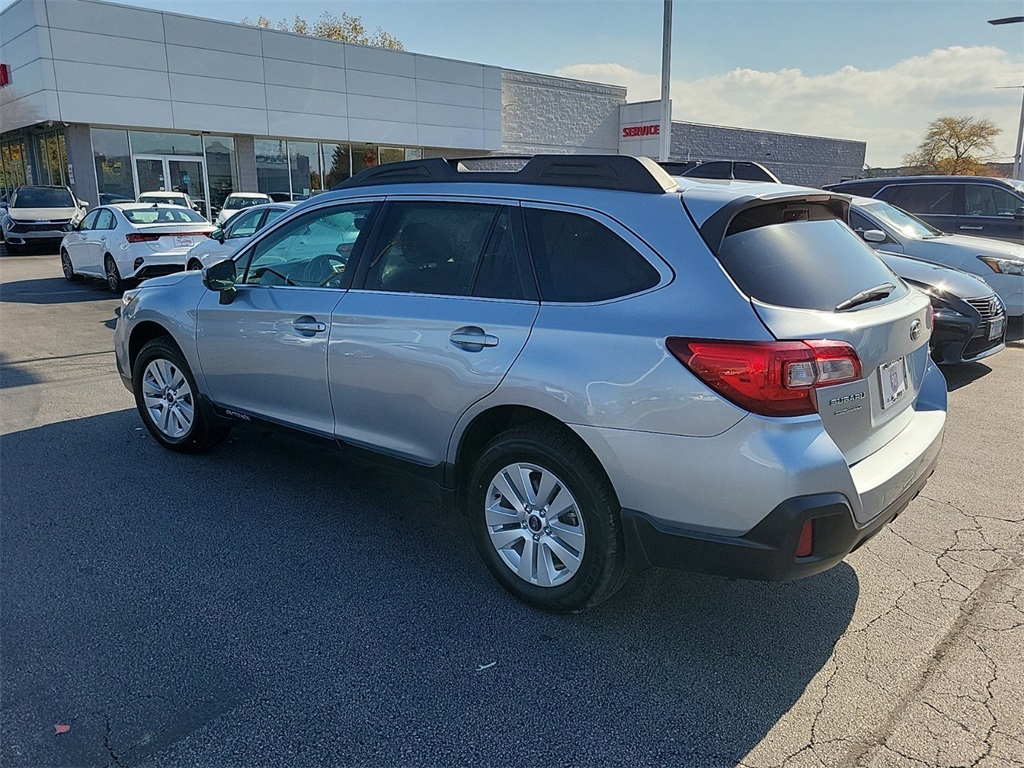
[212,228,225,244]
[202,258,237,303]
[1013,206,1024,221]
[862,229,887,243]
[78,200,89,208]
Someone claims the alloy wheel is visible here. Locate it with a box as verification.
[484,462,586,587]
[141,358,195,439]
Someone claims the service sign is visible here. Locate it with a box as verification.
[0,64,11,88]
[621,123,660,139]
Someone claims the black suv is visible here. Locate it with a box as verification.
[825,176,1024,243]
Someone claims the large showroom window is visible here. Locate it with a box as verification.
[91,129,135,203]
[1,138,29,202]
[289,141,321,200]
[204,135,238,213]
[255,139,290,201]
[32,130,68,187]
[322,143,351,188]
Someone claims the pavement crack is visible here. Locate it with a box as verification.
[103,715,125,768]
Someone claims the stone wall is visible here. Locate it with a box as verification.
[501,71,625,155]
[669,121,866,188]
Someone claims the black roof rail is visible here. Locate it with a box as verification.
[333,155,680,194]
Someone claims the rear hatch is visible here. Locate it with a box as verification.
[683,192,932,468]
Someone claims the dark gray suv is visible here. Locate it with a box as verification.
[825,175,1024,243]
[114,156,946,612]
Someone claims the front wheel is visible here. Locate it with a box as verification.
[466,425,626,612]
[132,337,231,453]
[187,258,203,272]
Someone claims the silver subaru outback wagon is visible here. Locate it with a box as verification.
[114,156,946,612]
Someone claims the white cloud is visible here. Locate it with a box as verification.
[556,46,1022,167]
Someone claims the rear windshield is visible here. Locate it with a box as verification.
[140,195,187,205]
[12,188,74,208]
[224,196,266,209]
[717,203,905,312]
[123,208,206,224]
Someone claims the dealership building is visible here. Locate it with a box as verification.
[0,0,866,212]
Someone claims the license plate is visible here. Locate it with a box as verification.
[988,317,1005,341]
[879,357,908,410]
[174,235,194,247]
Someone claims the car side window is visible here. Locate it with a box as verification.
[95,209,115,230]
[237,203,375,289]
[964,185,1022,217]
[225,209,262,239]
[364,201,499,296]
[471,208,531,300]
[848,210,874,235]
[79,210,100,231]
[877,184,955,215]
[262,208,287,227]
[523,207,660,302]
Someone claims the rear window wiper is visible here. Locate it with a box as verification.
[834,282,895,312]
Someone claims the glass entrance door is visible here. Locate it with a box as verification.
[134,155,207,215]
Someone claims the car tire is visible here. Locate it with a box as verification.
[105,255,125,293]
[132,337,231,454]
[466,424,627,613]
[187,258,203,272]
[61,249,83,282]
[5,242,22,255]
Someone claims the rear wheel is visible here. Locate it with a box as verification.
[105,255,124,293]
[132,337,231,453]
[466,425,626,612]
[61,249,83,282]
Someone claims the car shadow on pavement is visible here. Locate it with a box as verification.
[941,362,992,392]
[0,277,115,304]
[0,352,42,389]
[1,411,858,768]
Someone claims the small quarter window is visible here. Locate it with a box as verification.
[523,208,660,302]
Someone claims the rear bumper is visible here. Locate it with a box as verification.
[128,251,188,280]
[622,449,938,581]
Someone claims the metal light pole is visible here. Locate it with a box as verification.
[659,0,673,162]
[988,16,1024,179]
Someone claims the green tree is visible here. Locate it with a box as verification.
[903,116,1002,175]
[241,11,404,50]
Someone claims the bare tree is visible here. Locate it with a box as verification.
[903,116,1002,175]
[241,11,403,50]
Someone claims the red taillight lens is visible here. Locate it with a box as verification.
[126,233,160,243]
[666,338,862,417]
[796,519,814,557]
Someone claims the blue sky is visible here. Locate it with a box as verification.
[6,0,1023,165]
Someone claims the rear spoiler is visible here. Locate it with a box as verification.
[696,192,850,255]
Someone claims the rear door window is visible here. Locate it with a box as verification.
[716,202,906,312]
[522,208,660,302]
[964,185,1022,217]
[876,184,956,215]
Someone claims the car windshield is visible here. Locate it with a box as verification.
[223,196,266,209]
[862,201,943,239]
[12,188,74,208]
[123,208,207,224]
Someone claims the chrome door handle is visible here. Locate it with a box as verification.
[293,317,327,334]
[959,226,983,231]
[450,326,499,350]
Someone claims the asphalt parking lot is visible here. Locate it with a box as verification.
[1,243,1022,768]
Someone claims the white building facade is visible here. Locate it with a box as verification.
[0,0,864,212]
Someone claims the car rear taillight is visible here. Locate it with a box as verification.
[666,338,862,417]
[126,233,160,243]
[796,519,814,557]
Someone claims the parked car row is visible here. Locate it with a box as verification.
[113,155,949,612]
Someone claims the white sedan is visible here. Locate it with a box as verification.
[185,202,295,270]
[214,192,273,226]
[60,203,214,292]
